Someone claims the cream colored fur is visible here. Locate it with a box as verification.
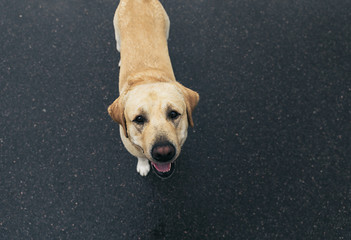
[108,0,199,176]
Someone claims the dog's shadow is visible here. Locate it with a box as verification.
[144,156,197,238]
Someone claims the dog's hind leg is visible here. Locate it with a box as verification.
[113,12,121,66]
[164,11,170,40]
[136,157,150,176]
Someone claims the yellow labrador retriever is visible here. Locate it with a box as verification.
[108,0,199,177]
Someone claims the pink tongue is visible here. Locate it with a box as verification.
[152,162,171,173]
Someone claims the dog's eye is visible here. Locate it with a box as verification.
[133,115,146,124]
[169,111,180,120]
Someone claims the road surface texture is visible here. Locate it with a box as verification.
[1,0,350,239]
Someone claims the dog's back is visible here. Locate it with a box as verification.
[114,0,174,91]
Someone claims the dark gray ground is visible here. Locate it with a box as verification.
[1,0,350,239]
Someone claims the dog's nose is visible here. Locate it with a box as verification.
[151,142,176,162]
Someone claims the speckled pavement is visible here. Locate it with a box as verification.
[1,0,350,239]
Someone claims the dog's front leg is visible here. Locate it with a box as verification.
[136,157,150,176]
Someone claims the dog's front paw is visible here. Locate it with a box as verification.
[137,158,150,176]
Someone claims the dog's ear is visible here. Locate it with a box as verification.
[108,97,128,138]
[177,83,200,127]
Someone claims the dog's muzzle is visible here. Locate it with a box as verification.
[150,141,176,178]
[151,141,175,163]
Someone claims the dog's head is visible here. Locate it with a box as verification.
[108,82,199,173]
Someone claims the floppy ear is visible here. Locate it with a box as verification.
[108,97,128,138]
[177,84,200,127]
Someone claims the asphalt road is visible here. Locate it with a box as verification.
[1,0,350,239]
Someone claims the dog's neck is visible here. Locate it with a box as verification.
[119,68,175,94]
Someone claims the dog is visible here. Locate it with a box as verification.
[108,0,199,177]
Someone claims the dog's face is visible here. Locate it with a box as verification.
[108,82,199,171]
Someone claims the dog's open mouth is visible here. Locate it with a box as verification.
[151,162,175,179]
[152,162,171,172]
